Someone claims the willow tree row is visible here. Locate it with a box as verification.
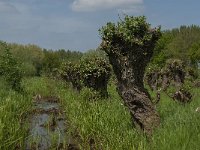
[60,56,111,98]
[146,59,195,104]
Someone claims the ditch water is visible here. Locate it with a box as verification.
[25,96,78,150]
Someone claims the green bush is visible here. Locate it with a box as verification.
[60,61,82,91]
[80,56,111,98]
[60,56,111,98]
[0,42,23,91]
[21,62,37,77]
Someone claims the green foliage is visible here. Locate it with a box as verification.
[150,31,173,67]
[42,49,83,76]
[167,26,200,62]
[60,61,82,91]
[8,43,44,76]
[0,41,83,77]
[42,50,60,75]
[80,56,111,97]
[21,62,37,76]
[56,49,83,62]
[188,42,200,67]
[0,42,23,91]
[151,25,200,68]
[99,15,161,56]
[60,55,111,97]
[82,48,108,61]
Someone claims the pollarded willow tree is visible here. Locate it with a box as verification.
[60,62,82,91]
[80,56,111,98]
[60,56,111,98]
[99,16,161,134]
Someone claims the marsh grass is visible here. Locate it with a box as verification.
[0,78,32,149]
[24,77,200,149]
[23,77,59,97]
[1,77,199,149]
[56,80,200,150]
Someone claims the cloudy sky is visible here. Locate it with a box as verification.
[0,0,200,51]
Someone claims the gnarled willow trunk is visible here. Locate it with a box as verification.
[108,50,160,135]
[99,15,161,135]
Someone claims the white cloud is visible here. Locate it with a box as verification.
[71,0,143,12]
[118,5,145,14]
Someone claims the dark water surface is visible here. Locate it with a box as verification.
[26,100,67,150]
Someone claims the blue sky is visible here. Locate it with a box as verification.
[0,0,200,51]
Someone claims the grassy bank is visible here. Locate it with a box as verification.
[58,81,200,150]
[1,77,199,149]
[25,77,200,149]
[0,78,32,149]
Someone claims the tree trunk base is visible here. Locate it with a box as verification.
[121,88,160,135]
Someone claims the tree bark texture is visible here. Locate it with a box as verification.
[107,50,160,135]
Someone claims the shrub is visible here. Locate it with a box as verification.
[60,62,82,91]
[0,42,23,92]
[60,55,111,98]
[80,56,111,98]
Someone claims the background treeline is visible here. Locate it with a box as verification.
[150,25,200,69]
[0,41,83,77]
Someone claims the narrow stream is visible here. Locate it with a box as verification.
[25,96,78,150]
